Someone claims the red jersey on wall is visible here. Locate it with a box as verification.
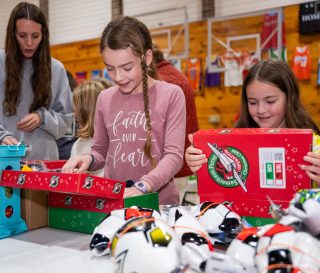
[261,11,286,50]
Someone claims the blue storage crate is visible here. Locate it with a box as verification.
[0,145,27,238]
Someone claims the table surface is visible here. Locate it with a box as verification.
[0,228,113,273]
[0,227,201,273]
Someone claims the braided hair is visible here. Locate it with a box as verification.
[100,16,158,167]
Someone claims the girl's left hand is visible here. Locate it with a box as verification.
[2,136,19,145]
[124,187,143,198]
[16,113,41,132]
[300,152,320,186]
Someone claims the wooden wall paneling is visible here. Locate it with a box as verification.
[51,38,103,76]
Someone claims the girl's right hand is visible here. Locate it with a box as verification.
[62,154,92,174]
[185,134,208,173]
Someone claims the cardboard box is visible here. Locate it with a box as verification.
[21,189,48,230]
[194,128,313,226]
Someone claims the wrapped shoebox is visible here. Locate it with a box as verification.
[0,161,125,232]
[1,160,160,233]
[0,162,125,198]
[193,128,313,226]
[48,192,124,233]
[48,192,159,233]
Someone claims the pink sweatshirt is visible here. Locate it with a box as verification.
[90,80,186,204]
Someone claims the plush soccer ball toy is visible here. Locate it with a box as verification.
[226,226,260,270]
[90,207,161,256]
[110,216,182,273]
[288,188,320,236]
[255,223,320,273]
[190,201,242,247]
[202,226,260,273]
[166,206,213,272]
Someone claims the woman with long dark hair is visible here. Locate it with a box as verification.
[0,2,73,159]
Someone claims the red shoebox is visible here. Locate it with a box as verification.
[193,128,313,221]
[0,160,125,199]
[48,191,123,213]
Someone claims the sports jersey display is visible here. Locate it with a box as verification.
[185,58,202,93]
[204,55,221,87]
[221,51,242,87]
[261,11,286,50]
[292,45,312,80]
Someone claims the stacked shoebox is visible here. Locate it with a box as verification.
[0,160,125,233]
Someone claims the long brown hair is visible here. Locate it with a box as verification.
[73,79,111,138]
[4,2,51,116]
[100,16,158,167]
[235,60,320,134]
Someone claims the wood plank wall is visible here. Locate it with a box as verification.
[51,5,320,130]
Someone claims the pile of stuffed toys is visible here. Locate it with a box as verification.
[89,189,320,273]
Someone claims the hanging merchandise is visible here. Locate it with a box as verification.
[204,55,221,87]
[261,11,286,50]
[91,69,101,79]
[170,59,182,72]
[75,71,87,85]
[241,51,259,80]
[268,47,287,62]
[102,68,112,82]
[185,58,203,94]
[299,1,320,34]
[292,46,312,80]
[221,51,242,87]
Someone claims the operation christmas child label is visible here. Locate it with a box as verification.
[194,128,313,222]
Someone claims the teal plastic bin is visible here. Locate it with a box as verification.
[0,145,27,238]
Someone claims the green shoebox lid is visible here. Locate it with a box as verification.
[124,192,159,212]
[242,216,276,227]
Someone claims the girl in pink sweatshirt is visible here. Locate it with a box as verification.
[63,16,186,205]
